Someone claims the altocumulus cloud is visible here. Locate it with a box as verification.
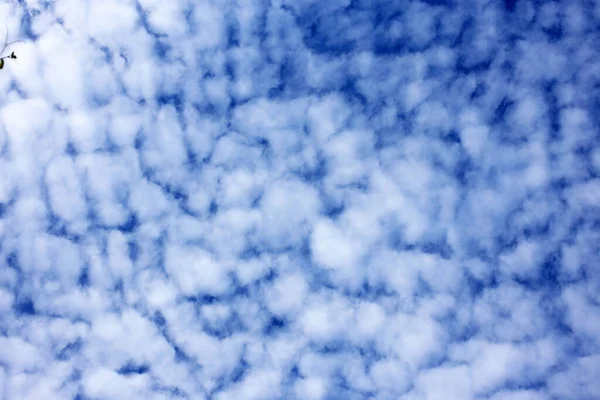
[0,0,599,399]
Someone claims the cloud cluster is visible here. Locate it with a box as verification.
[0,0,599,399]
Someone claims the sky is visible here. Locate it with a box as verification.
[0,0,599,399]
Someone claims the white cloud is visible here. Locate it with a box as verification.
[412,365,473,400]
[0,336,43,373]
[37,25,86,109]
[300,294,353,342]
[0,1,597,399]
[165,245,230,296]
[294,376,328,400]
[259,178,321,250]
[129,179,170,221]
[311,218,366,288]
[488,390,548,400]
[548,354,600,400]
[265,272,308,317]
[44,155,87,228]
[307,94,350,144]
[83,367,151,399]
[370,358,411,394]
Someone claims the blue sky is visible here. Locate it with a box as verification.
[0,0,599,399]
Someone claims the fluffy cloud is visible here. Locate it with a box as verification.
[0,0,598,398]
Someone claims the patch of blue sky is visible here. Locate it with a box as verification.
[0,0,599,399]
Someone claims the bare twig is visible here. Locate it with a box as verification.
[0,23,22,69]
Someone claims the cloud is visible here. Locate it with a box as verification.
[0,0,598,398]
